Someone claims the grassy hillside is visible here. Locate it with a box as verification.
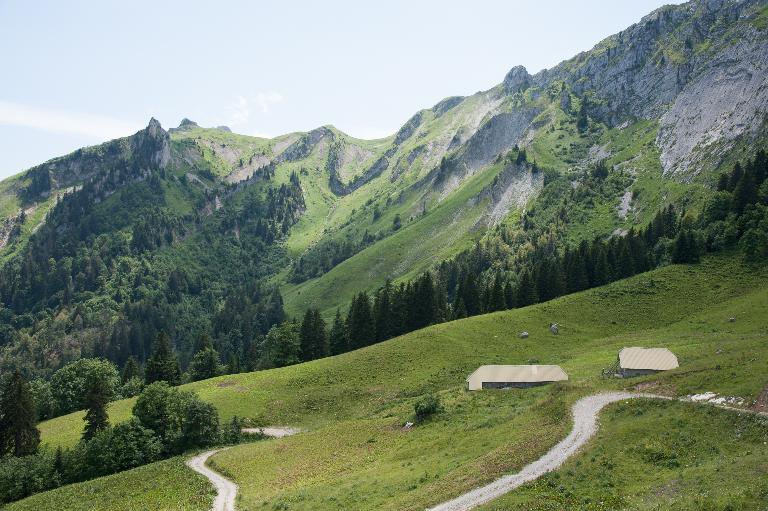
[6,457,213,511]
[478,400,768,510]
[25,254,768,509]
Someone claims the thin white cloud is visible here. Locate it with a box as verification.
[226,92,284,129]
[255,91,283,113]
[0,101,142,139]
[229,95,251,126]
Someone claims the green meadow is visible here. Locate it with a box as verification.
[20,253,768,509]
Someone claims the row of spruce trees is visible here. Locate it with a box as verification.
[285,150,767,364]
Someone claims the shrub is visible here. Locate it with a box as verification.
[177,399,219,451]
[74,419,162,479]
[133,382,174,439]
[0,451,60,503]
[50,358,120,415]
[133,382,220,454]
[414,394,442,422]
[220,416,246,444]
[120,376,145,398]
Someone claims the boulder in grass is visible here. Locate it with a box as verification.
[550,323,559,334]
[519,331,529,339]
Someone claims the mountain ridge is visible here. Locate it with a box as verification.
[0,0,765,376]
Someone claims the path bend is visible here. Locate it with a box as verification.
[427,392,658,511]
[186,449,237,511]
[186,427,299,511]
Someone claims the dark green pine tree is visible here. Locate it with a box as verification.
[300,309,327,361]
[515,269,538,307]
[503,281,516,309]
[0,370,40,457]
[193,333,213,354]
[347,292,375,349]
[565,248,589,293]
[537,258,566,302]
[727,162,743,192]
[121,355,141,384]
[452,296,468,319]
[373,281,393,341]
[615,237,635,279]
[313,309,328,358]
[244,338,260,372]
[190,345,222,381]
[299,309,317,362]
[144,331,181,385]
[227,353,241,374]
[82,376,110,441]
[458,273,481,316]
[731,169,757,214]
[716,173,729,192]
[328,309,348,355]
[662,205,678,239]
[54,446,64,474]
[576,98,589,133]
[487,273,507,312]
[389,283,409,336]
[753,149,767,185]
[411,272,437,329]
[590,243,610,287]
[671,229,700,264]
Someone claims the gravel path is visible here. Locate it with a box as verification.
[186,449,237,511]
[427,392,656,511]
[187,427,300,511]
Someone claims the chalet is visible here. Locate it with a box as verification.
[617,347,679,377]
[466,365,568,390]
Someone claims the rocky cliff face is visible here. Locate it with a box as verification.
[20,118,170,201]
[531,0,768,176]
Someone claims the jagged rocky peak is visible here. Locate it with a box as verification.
[169,118,199,133]
[503,65,531,94]
[179,118,198,129]
[146,117,166,138]
[134,118,171,168]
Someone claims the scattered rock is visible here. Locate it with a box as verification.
[686,391,745,406]
[729,317,736,323]
[519,331,529,339]
[549,323,559,335]
[403,422,414,430]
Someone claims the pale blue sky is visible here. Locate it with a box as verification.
[0,0,680,179]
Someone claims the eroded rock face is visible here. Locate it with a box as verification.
[529,0,768,176]
[21,118,170,199]
[277,126,333,163]
[462,110,539,172]
[657,32,768,176]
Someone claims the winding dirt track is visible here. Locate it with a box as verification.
[427,392,658,511]
[187,396,766,511]
[186,428,299,511]
[186,449,237,511]
[427,392,767,511]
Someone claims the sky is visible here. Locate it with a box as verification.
[0,0,681,179]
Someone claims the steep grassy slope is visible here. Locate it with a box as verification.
[25,254,768,509]
[6,457,213,511]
